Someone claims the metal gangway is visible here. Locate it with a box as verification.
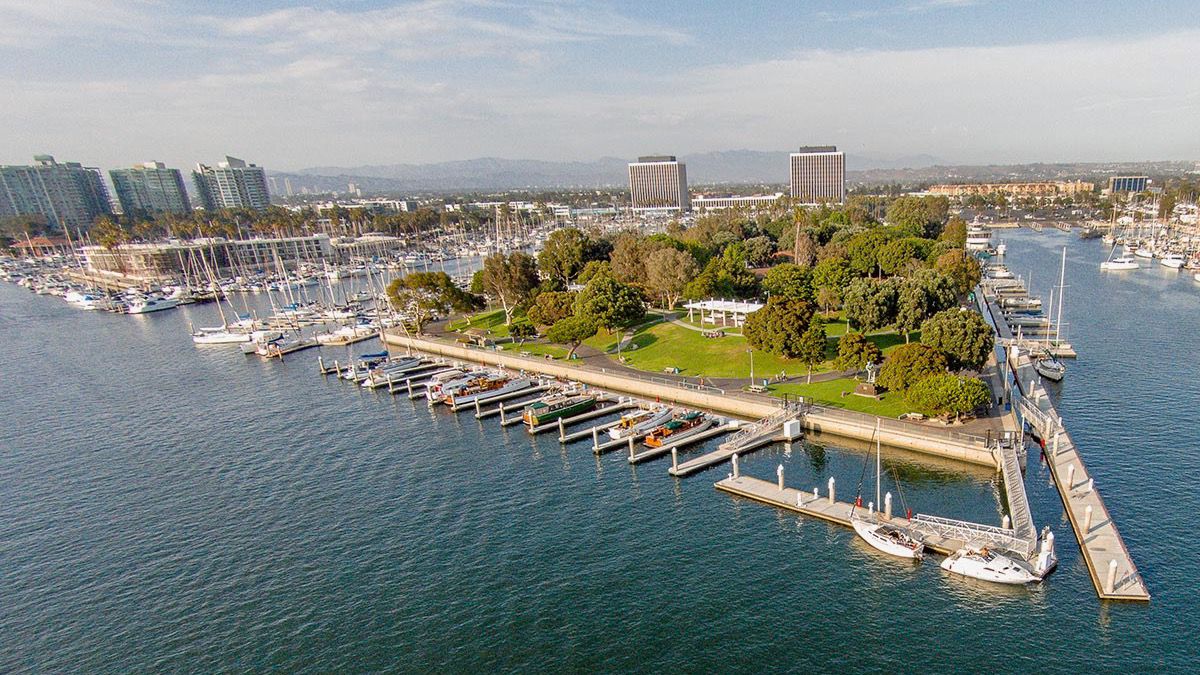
[993,437,1037,547]
[910,513,1034,558]
[717,401,802,453]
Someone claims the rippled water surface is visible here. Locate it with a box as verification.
[1,230,1196,672]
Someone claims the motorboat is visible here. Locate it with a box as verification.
[995,241,1007,256]
[1159,252,1186,269]
[64,289,103,310]
[851,518,925,560]
[1100,256,1139,271]
[126,296,179,314]
[522,394,597,427]
[643,411,712,448]
[608,407,674,441]
[316,324,378,345]
[445,377,532,406]
[359,358,425,388]
[940,547,1038,585]
[1134,246,1155,259]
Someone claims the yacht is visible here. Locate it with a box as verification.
[851,422,925,560]
[1100,256,1139,271]
[940,547,1038,585]
[995,241,1008,256]
[126,296,179,314]
[1159,252,1186,269]
[608,407,674,441]
[64,289,102,310]
[1134,246,1155,259]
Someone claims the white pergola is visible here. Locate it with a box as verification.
[683,299,764,327]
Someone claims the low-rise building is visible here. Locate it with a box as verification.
[927,181,1094,198]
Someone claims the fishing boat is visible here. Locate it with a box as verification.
[608,407,674,441]
[1159,252,1186,269]
[940,547,1038,585]
[522,394,597,427]
[643,411,711,448]
[126,296,179,314]
[850,422,924,560]
[1100,255,1139,271]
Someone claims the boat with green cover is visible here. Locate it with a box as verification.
[522,394,598,427]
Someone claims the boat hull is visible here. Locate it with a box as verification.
[852,517,924,559]
[940,549,1037,585]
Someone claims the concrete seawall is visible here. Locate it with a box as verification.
[382,331,997,467]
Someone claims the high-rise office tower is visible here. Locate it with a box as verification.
[109,162,191,216]
[789,146,845,204]
[628,155,690,212]
[192,156,271,211]
[0,155,111,231]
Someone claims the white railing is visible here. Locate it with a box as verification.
[911,513,1033,556]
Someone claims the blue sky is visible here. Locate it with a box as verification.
[2,0,1198,172]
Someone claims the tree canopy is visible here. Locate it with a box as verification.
[796,317,829,383]
[934,249,983,296]
[762,263,815,302]
[537,228,586,286]
[920,308,995,371]
[575,275,645,333]
[743,296,816,358]
[842,278,898,332]
[526,290,576,327]
[478,251,540,325]
[877,343,948,391]
[906,373,991,420]
[835,332,882,373]
[545,315,598,359]
[644,247,699,309]
[387,271,482,334]
[894,269,959,341]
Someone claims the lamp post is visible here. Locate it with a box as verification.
[748,348,755,389]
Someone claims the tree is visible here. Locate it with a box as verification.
[934,249,982,296]
[92,216,129,251]
[793,230,818,267]
[387,271,482,334]
[816,286,841,316]
[645,247,699,309]
[886,195,950,238]
[576,260,612,285]
[906,374,991,421]
[797,318,829,383]
[846,230,889,277]
[812,257,852,293]
[835,332,882,373]
[877,238,924,276]
[920,308,994,371]
[940,216,968,248]
[894,269,958,341]
[526,290,576,327]
[743,296,816,358]
[576,275,645,333]
[842,278,898,332]
[478,251,540,325]
[509,321,536,344]
[743,235,776,266]
[610,232,660,284]
[762,263,814,302]
[877,343,948,391]
[546,315,598,359]
[538,228,586,285]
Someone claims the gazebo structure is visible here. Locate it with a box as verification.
[682,299,764,327]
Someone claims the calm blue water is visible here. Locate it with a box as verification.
[1,230,1196,672]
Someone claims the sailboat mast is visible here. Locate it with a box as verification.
[1055,247,1066,347]
[875,420,881,509]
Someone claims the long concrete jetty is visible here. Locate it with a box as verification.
[979,286,1150,602]
[382,331,997,467]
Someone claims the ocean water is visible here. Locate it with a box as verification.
[1,229,1196,672]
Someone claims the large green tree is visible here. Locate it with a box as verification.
[478,251,540,325]
[537,228,586,286]
[645,247,699,309]
[387,271,482,334]
[526,290,576,327]
[842,278,898,332]
[920,308,995,371]
[886,195,950,238]
[934,249,983,296]
[906,373,991,421]
[877,343,948,391]
[762,263,815,302]
[939,216,968,248]
[796,317,829,383]
[894,269,959,341]
[835,332,882,373]
[743,296,816,358]
[546,315,598,359]
[845,230,889,277]
[576,275,645,333]
[812,257,853,293]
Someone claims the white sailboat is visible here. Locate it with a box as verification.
[1159,252,1186,269]
[940,547,1038,585]
[850,422,925,560]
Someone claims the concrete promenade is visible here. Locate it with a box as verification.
[381,331,999,467]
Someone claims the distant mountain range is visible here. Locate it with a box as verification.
[269,151,1195,195]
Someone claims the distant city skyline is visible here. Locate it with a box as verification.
[2,1,1199,172]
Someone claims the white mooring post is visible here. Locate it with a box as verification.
[731,453,740,478]
[884,492,893,520]
[628,436,635,461]
[868,501,874,515]
[1003,514,1011,529]
[558,417,566,442]
[333,360,340,377]
[672,448,678,472]
[827,477,836,504]
[1084,504,1094,533]
[499,402,507,425]
[1053,432,1060,455]
[318,355,325,373]
[1107,560,1119,593]
[1067,464,1076,489]
[407,378,414,397]
[592,426,599,451]
[777,464,784,491]
[475,398,482,416]
[1087,478,1094,494]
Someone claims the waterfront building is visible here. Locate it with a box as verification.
[82,234,333,280]
[192,156,271,211]
[691,192,786,213]
[1108,176,1149,193]
[12,235,72,258]
[789,146,845,204]
[109,162,191,216]
[628,156,690,213]
[928,181,1095,198]
[0,155,111,230]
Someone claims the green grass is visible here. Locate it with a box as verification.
[768,378,920,418]
[499,342,569,359]
[447,308,523,338]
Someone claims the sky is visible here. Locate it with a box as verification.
[2,0,1199,172]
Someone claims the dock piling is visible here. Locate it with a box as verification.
[407,378,414,397]
[318,355,325,374]
[1067,464,1076,488]
[732,453,739,478]
[499,403,506,425]
[884,492,892,520]
[475,398,482,417]
[1086,478,1094,494]
[558,417,566,442]
[1084,505,1094,533]
[628,437,635,461]
[591,426,599,451]
[671,448,678,472]
[1053,432,1061,455]
[777,464,784,491]
[1107,560,1119,593]
[827,477,835,504]
[1003,514,1011,529]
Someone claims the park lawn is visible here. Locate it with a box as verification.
[768,378,920,418]
[447,308,526,338]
